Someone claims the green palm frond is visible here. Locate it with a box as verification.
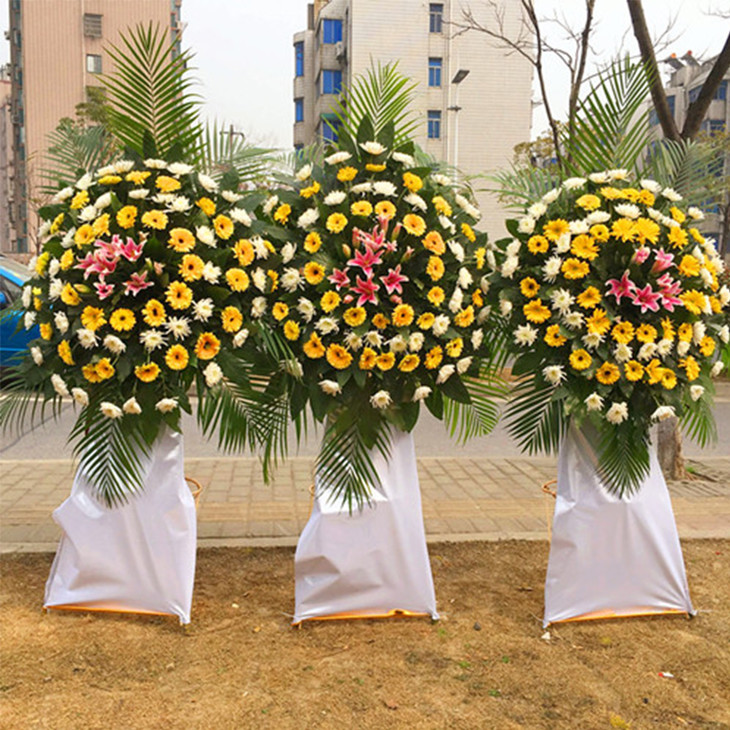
[595,420,651,497]
[681,381,717,448]
[41,119,117,192]
[487,164,560,210]
[334,62,419,146]
[315,409,392,513]
[565,56,652,174]
[102,23,201,157]
[0,368,63,437]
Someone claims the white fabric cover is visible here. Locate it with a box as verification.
[544,426,694,626]
[294,429,438,623]
[44,428,196,624]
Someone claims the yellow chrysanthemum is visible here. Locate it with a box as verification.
[70,190,90,210]
[272,302,289,321]
[375,200,396,219]
[60,283,81,306]
[168,227,196,253]
[350,200,373,217]
[195,332,221,360]
[95,358,115,380]
[359,348,377,370]
[403,214,427,237]
[576,194,601,211]
[326,213,348,233]
[426,255,445,282]
[366,163,386,172]
[585,308,611,336]
[569,349,592,371]
[454,306,475,328]
[226,268,250,292]
[300,181,321,199]
[520,277,540,298]
[213,214,235,240]
[303,232,322,254]
[179,254,205,282]
[638,189,655,206]
[135,362,161,382]
[392,304,415,327]
[678,255,701,278]
[233,239,255,266]
[402,172,423,192]
[326,344,353,370]
[576,286,601,309]
[92,213,110,237]
[303,333,325,359]
[109,308,136,332]
[670,206,686,224]
[611,219,635,242]
[141,210,168,230]
[74,224,95,246]
[667,227,689,249]
[561,257,590,280]
[197,197,216,216]
[372,313,390,330]
[320,291,341,313]
[57,340,74,365]
[544,324,567,347]
[60,250,75,270]
[589,224,610,242]
[82,363,102,383]
[624,360,644,382]
[422,231,446,255]
[417,312,436,329]
[682,355,700,381]
[156,175,181,192]
[543,219,570,241]
[143,299,166,327]
[527,235,549,254]
[125,170,151,185]
[661,370,677,390]
[446,338,463,358]
[283,321,300,341]
[116,205,137,229]
[427,287,445,307]
[398,354,420,373]
[461,223,476,243]
[376,352,396,371]
[571,235,599,261]
[337,166,358,182]
[680,290,707,315]
[633,218,661,244]
[221,306,244,333]
[636,323,658,343]
[523,299,551,324]
[303,262,325,285]
[81,306,106,331]
[611,321,635,345]
[699,336,716,357]
[165,344,190,371]
[599,186,623,200]
[98,175,122,185]
[39,323,52,340]
[424,346,443,370]
[661,317,676,341]
[165,281,194,310]
[595,362,620,385]
[343,307,366,327]
[432,196,452,216]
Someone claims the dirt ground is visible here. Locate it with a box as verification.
[1,540,728,730]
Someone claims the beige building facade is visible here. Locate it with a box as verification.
[4,0,182,254]
[1,66,13,253]
[292,0,533,238]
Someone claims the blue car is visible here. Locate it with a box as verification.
[0,255,39,369]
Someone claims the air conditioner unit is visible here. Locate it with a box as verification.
[335,41,345,60]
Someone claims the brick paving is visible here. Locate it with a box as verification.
[1,453,728,553]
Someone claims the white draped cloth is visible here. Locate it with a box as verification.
[543,426,694,626]
[294,429,438,623]
[44,428,197,624]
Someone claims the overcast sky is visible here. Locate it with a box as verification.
[1,1,727,149]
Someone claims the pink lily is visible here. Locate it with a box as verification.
[352,274,380,307]
[605,271,635,303]
[380,264,409,295]
[328,267,351,290]
[632,246,651,264]
[355,222,388,250]
[94,280,114,300]
[124,271,154,296]
[75,252,99,278]
[120,236,145,262]
[95,237,122,262]
[347,247,383,277]
[630,284,662,313]
[656,274,683,312]
[650,248,674,274]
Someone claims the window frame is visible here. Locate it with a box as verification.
[429,4,443,33]
[427,110,442,139]
[322,18,343,44]
[83,13,102,38]
[294,97,304,123]
[321,69,343,96]
[86,54,102,74]
[294,42,304,77]
[428,57,442,88]
[321,114,341,143]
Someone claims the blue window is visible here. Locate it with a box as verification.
[429,58,442,87]
[667,94,675,118]
[688,86,701,104]
[321,114,341,143]
[294,98,304,123]
[430,4,443,33]
[427,110,441,139]
[294,42,304,77]
[714,81,727,100]
[322,69,342,95]
[322,18,343,44]
[649,108,659,127]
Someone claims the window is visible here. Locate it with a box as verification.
[427,110,441,139]
[688,86,701,104]
[714,81,727,100]
[321,114,341,143]
[667,94,675,118]
[322,69,342,95]
[322,18,343,44]
[294,42,304,77]
[429,4,443,33]
[428,58,442,87]
[86,54,102,74]
[294,98,304,123]
[648,108,659,127]
[83,13,102,38]
[703,119,727,136]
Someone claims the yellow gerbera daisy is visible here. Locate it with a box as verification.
[571,235,599,261]
[81,306,106,331]
[392,304,415,327]
[60,283,81,306]
[326,344,353,370]
[403,214,427,237]
[350,201,373,217]
[300,181,321,198]
[168,227,196,252]
[402,172,423,192]
[165,281,193,310]
[303,333,325,359]
[432,196,452,216]
[233,239,255,266]
[544,325,567,347]
[527,235,549,254]
[428,287,445,307]
[446,338,463,358]
[155,175,181,192]
[272,302,289,321]
[95,357,115,380]
[221,306,244,333]
[576,286,601,308]
[585,308,611,336]
[109,308,136,332]
[116,205,138,229]
[372,313,389,330]
[57,340,74,365]
[196,197,216,216]
[424,346,443,370]
[213,214,234,240]
[575,194,601,211]
[326,213,348,234]
[179,254,205,281]
[143,299,166,327]
[376,352,396,371]
[303,262,325,285]
[454,306,475,328]
[283,320,300,341]
[426,255,445,282]
[624,360,644,381]
[343,307,366,327]
[611,321,635,345]
[135,362,161,383]
[569,349,592,371]
[195,332,221,360]
[141,210,168,230]
[320,291,341,313]
[520,277,540,298]
[165,344,189,371]
[523,299,551,324]
[304,232,322,253]
[417,312,435,329]
[375,201,396,219]
[359,347,377,370]
[398,354,420,372]
[337,166,358,182]
[595,362,620,385]
[543,219,570,241]
[422,231,446,255]
[226,268,250,292]
[74,224,95,246]
[92,213,110,237]
[636,324,658,343]
[561,258,590,280]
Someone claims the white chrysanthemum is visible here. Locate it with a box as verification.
[251,236,270,260]
[431,173,451,186]
[51,374,69,397]
[645,207,662,222]
[639,178,662,194]
[143,158,167,170]
[77,328,99,349]
[500,299,513,317]
[456,356,473,374]
[448,241,465,264]
[555,233,571,254]
[75,172,93,189]
[606,402,629,424]
[586,210,611,224]
[652,405,676,421]
[315,317,339,335]
[324,191,346,206]
[24,312,36,330]
[229,207,252,226]
[52,186,74,203]
[687,206,704,221]
[54,311,69,334]
[344,332,363,351]
[128,188,150,200]
[719,325,730,344]
[408,332,425,352]
[389,334,408,353]
[169,196,192,213]
[123,397,142,415]
[656,338,673,357]
[563,177,586,190]
[585,393,604,412]
[297,208,320,229]
[71,387,89,406]
[203,362,223,388]
[392,151,415,166]
[60,229,75,248]
[166,316,192,341]
[436,364,456,384]
[608,168,628,181]
[457,267,473,290]
[112,159,133,173]
[582,332,604,350]
[501,256,519,279]
[350,182,372,194]
[637,342,657,361]
[262,195,279,216]
[480,276,491,295]
[48,259,60,278]
[690,385,705,401]
[614,342,632,363]
[528,201,547,219]
[404,192,427,212]
[449,288,465,314]
[514,325,538,347]
[250,267,266,292]
[676,340,690,357]
[693,322,707,344]
[486,249,497,271]
[221,190,243,203]
[190,298,213,322]
[78,205,97,222]
[21,286,32,308]
[296,164,313,181]
[615,203,640,220]
[364,330,383,348]
[139,330,167,351]
[588,172,609,184]
[477,306,491,325]
[432,314,450,336]
[711,361,725,377]
[155,398,178,413]
[439,214,456,233]
[232,329,249,347]
[167,162,193,176]
[569,220,589,236]
[543,256,563,283]
[718,285,730,307]
[413,385,432,401]
[47,278,63,301]
[471,329,484,350]
[373,181,397,197]
[661,187,682,202]
[101,402,124,419]
[290,299,313,325]
[505,240,521,257]
[198,172,218,192]
[319,379,342,396]
[360,141,386,155]
[202,262,221,284]
[280,267,302,292]
[325,150,352,165]
[370,389,393,410]
[700,268,714,288]
[94,192,112,210]
[543,365,565,385]
[196,225,216,246]
[542,188,560,204]
[563,311,584,329]
[103,334,126,355]
[550,288,574,312]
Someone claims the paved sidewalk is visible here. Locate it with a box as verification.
[1,454,729,553]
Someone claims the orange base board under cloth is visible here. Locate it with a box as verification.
[547,606,691,627]
[44,604,178,620]
[292,608,433,626]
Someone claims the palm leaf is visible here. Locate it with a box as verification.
[681,381,717,448]
[595,420,651,497]
[487,164,560,210]
[0,369,63,437]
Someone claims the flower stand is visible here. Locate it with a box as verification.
[44,428,197,624]
[293,429,438,624]
[543,426,694,627]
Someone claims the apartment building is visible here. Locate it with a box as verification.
[4,0,183,254]
[292,0,533,238]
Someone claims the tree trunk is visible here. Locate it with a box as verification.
[656,417,686,481]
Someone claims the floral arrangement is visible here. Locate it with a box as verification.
[10,158,259,502]
[250,125,505,504]
[488,170,728,493]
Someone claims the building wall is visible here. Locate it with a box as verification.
[292,0,534,240]
[9,0,182,253]
[0,74,14,253]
